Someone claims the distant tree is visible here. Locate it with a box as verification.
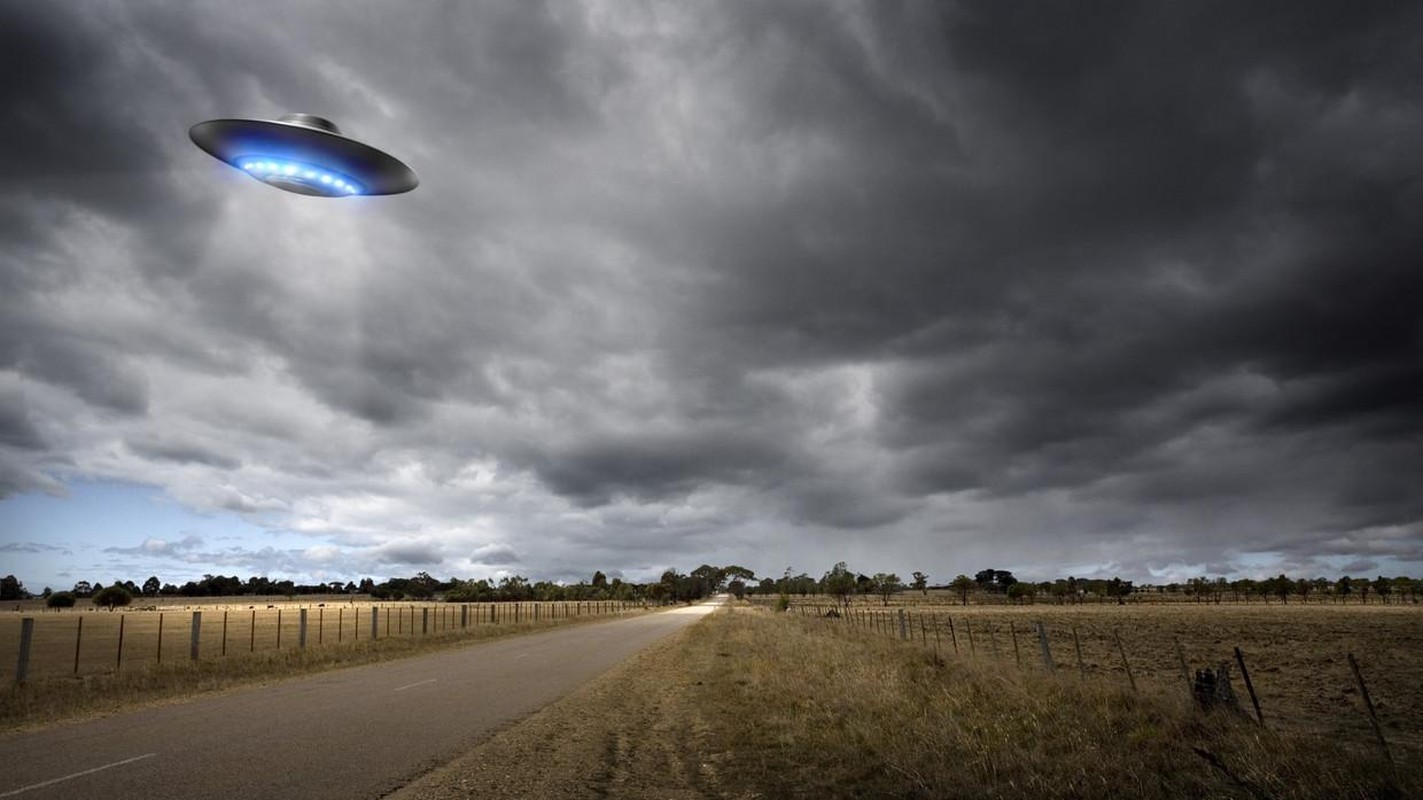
[0,574,25,601]
[92,585,133,610]
[821,562,857,608]
[47,591,77,608]
[72,580,94,598]
[974,569,1017,593]
[1007,582,1035,603]
[1270,574,1292,604]
[723,565,756,582]
[1294,578,1312,603]
[1106,577,1134,604]
[1336,576,1353,602]
[727,579,747,600]
[911,571,929,596]
[591,571,608,590]
[1374,576,1392,604]
[950,574,975,606]
[872,573,903,605]
[690,564,725,592]
[142,576,161,597]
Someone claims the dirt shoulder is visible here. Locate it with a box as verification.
[386,617,737,800]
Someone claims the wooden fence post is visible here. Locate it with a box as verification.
[1113,628,1135,692]
[421,607,429,635]
[222,611,229,656]
[73,617,84,675]
[157,613,165,664]
[190,611,202,661]
[250,609,256,652]
[966,619,976,656]
[276,610,282,649]
[461,605,468,629]
[116,614,125,671]
[16,617,34,685]
[948,617,959,653]
[1034,621,1054,670]
[1072,626,1085,679]
[370,606,379,640]
[898,609,907,640]
[299,608,308,649]
[1234,646,1264,726]
[1347,653,1394,770]
[1010,621,1021,667]
[1173,637,1191,700]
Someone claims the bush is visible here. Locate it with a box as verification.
[47,591,77,608]
[775,592,791,613]
[92,585,133,610]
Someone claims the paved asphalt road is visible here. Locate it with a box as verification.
[0,601,720,799]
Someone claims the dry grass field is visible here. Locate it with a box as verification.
[0,597,639,729]
[768,596,1423,751]
[398,605,1421,799]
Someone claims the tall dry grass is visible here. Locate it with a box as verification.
[682,607,1416,799]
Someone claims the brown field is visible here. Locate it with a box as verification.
[0,597,634,682]
[762,595,1423,750]
[0,597,638,730]
[399,605,1421,799]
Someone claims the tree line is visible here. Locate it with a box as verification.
[6,565,1419,611]
[739,565,1422,606]
[1,565,751,609]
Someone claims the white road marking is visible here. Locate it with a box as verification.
[393,678,437,692]
[0,753,157,797]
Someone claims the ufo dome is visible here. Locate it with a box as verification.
[189,113,418,197]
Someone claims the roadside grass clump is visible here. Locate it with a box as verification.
[684,607,1417,799]
[0,612,642,731]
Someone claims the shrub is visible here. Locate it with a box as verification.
[47,592,76,608]
[92,585,134,610]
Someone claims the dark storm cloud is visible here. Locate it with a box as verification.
[2,1,1420,585]
[126,437,242,471]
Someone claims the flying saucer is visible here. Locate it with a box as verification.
[189,113,418,197]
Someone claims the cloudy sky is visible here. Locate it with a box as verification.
[2,1,1421,593]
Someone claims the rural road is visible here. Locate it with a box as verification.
[0,601,722,799]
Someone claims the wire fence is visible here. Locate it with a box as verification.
[786,601,1418,763]
[3,600,636,682]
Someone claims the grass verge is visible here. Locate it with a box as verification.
[0,612,646,733]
